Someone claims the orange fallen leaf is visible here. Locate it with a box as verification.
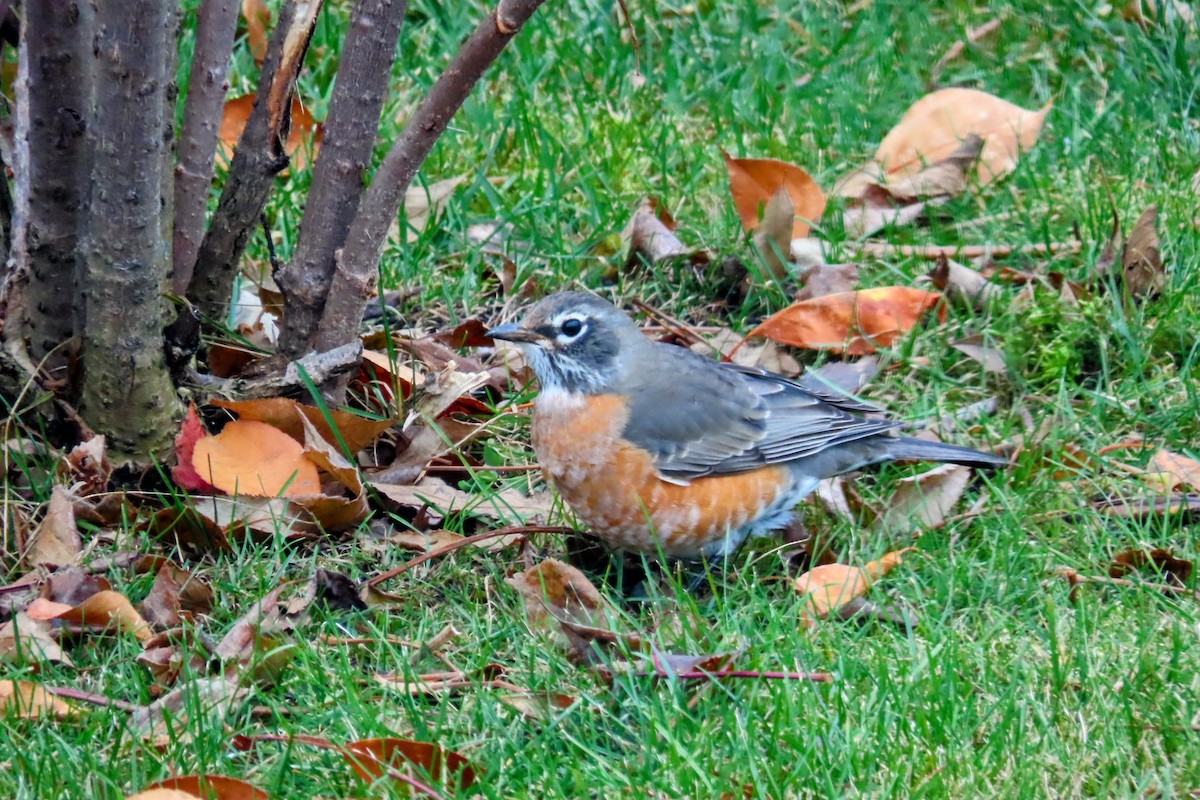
[875,88,1051,185]
[0,680,77,719]
[794,548,914,627]
[218,94,323,169]
[192,420,322,498]
[723,151,827,239]
[744,287,945,355]
[1151,449,1200,492]
[241,0,271,64]
[210,397,396,454]
[342,737,478,790]
[27,589,153,643]
[140,775,269,800]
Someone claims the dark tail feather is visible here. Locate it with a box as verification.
[883,436,1008,470]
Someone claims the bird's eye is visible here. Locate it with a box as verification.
[560,318,584,337]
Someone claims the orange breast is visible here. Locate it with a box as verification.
[532,391,793,558]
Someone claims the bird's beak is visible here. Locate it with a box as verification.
[487,322,546,345]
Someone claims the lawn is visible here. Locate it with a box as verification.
[3,0,1199,797]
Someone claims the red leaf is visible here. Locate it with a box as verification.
[172,403,215,492]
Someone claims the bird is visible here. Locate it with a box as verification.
[488,291,1006,576]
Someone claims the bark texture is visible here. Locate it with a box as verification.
[171,0,240,294]
[187,0,324,323]
[276,0,408,358]
[78,0,178,464]
[313,0,549,354]
[11,0,94,362]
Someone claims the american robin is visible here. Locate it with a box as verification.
[489,292,1006,569]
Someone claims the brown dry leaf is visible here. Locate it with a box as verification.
[342,737,478,791]
[619,197,708,269]
[1149,449,1200,491]
[218,95,323,169]
[388,175,467,245]
[752,187,796,281]
[506,558,622,662]
[39,565,110,605]
[0,612,71,666]
[875,463,972,531]
[26,485,82,567]
[1109,548,1193,586]
[793,548,915,628]
[796,262,859,301]
[744,287,945,356]
[1124,0,1195,27]
[931,17,1003,77]
[140,563,215,630]
[838,184,932,239]
[185,494,314,542]
[0,680,76,719]
[242,0,271,63]
[192,420,322,498]
[373,479,557,526]
[211,398,396,455]
[384,528,465,552]
[1094,494,1200,521]
[692,329,801,377]
[291,415,371,531]
[1122,205,1164,300]
[951,334,1007,375]
[498,691,576,720]
[874,88,1051,185]
[722,151,827,238]
[877,133,984,200]
[214,585,288,666]
[928,254,1006,309]
[61,435,112,496]
[28,589,154,644]
[133,675,248,741]
[137,774,269,800]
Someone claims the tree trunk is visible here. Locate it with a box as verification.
[11,0,94,364]
[276,0,408,359]
[171,0,240,294]
[78,0,178,465]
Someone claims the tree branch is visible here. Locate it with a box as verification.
[275,0,409,358]
[312,0,549,354]
[172,0,240,293]
[9,0,94,364]
[187,0,325,323]
[78,0,178,465]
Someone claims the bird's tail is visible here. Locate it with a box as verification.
[883,435,1008,470]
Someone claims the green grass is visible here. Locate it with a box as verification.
[4,0,1200,797]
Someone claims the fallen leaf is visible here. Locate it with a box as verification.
[506,558,624,662]
[242,0,271,63]
[796,262,859,301]
[874,88,1051,185]
[393,175,466,244]
[28,589,153,644]
[172,403,215,492]
[623,198,708,270]
[875,463,972,531]
[1150,449,1200,491]
[692,329,802,377]
[26,485,82,567]
[1109,547,1192,586]
[133,675,247,741]
[793,548,914,628]
[61,435,111,496]
[140,563,215,630]
[951,334,1007,375]
[192,420,322,498]
[125,790,204,800]
[928,254,1006,309]
[218,94,323,169]
[0,612,71,666]
[138,775,269,800]
[373,479,557,525]
[342,737,478,790]
[877,134,984,201]
[0,680,76,719]
[744,287,945,356]
[1123,0,1195,28]
[931,17,1002,78]
[210,398,396,455]
[1122,205,1164,300]
[752,187,796,281]
[722,151,826,238]
[39,565,110,606]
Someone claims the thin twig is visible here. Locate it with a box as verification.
[628,298,707,348]
[43,686,140,713]
[1057,567,1200,601]
[364,524,573,588]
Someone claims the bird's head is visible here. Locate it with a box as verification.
[488,292,639,394]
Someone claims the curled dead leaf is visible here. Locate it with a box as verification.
[794,548,915,628]
[723,151,826,238]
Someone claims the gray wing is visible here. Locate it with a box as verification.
[620,344,899,480]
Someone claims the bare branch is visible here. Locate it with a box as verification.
[78,0,178,464]
[172,0,240,293]
[187,0,325,323]
[275,0,408,358]
[9,0,94,363]
[312,0,549,354]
